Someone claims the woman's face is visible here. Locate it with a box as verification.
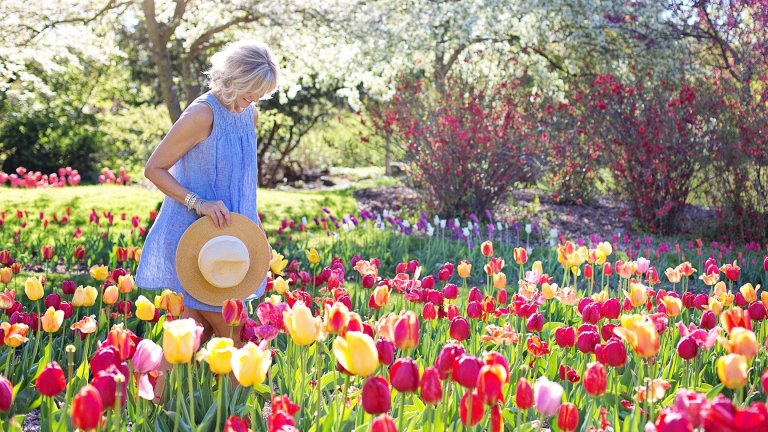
[233,90,264,112]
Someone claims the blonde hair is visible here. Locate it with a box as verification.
[206,40,279,108]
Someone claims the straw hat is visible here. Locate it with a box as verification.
[176,212,271,306]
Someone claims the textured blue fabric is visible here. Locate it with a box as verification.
[135,91,267,312]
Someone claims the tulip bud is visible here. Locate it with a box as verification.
[576,331,600,354]
[583,362,607,396]
[476,364,505,405]
[389,358,420,393]
[515,377,533,409]
[422,302,437,321]
[601,298,621,319]
[35,361,66,396]
[362,376,391,414]
[468,287,482,303]
[375,338,395,366]
[459,390,484,426]
[438,263,454,282]
[443,283,458,299]
[222,299,245,327]
[452,354,482,388]
[677,336,698,361]
[435,343,465,380]
[393,311,419,350]
[557,402,579,431]
[554,327,576,348]
[467,301,483,320]
[700,310,717,330]
[526,313,544,332]
[420,366,442,405]
[0,376,13,412]
[371,414,397,432]
[481,241,494,257]
[44,293,61,310]
[72,384,102,431]
[421,275,435,290]
[449,317,470,341]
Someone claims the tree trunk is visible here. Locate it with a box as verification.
[142,0,184,123]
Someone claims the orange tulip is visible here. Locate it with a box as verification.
[513,247,528,265]
[457,260,471,279]
[717,354,748,389]
[1,322,29,347]
[613,315,659,358]
[720,307,751,333]
[720,328,759,360]
[660,296,682,317]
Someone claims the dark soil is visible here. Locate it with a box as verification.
[353,185,718,242]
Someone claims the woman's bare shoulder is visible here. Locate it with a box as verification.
[175,101,214,142]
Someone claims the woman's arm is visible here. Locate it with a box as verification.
[144,103,232,228]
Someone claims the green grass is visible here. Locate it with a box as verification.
[1,184,361,231]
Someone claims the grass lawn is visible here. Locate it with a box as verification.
[1,184,361,231]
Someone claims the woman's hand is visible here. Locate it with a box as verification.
[199,200,232,228]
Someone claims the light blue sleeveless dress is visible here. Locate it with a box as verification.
[135,91,267,312]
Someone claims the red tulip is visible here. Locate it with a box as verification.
[762,367,768,395]
[223,416,249,432]
[481,241,494,257]
[555,326,576,348]
[435,343,465,380]
[61,279,77,295]
[35,362,66,397]
[422,302,437,321]
[576,331,600,354]
[438,263,454,282]
[420,366,442,405]
[43,293,61,310]
[748,302,766,321]
[482,351,510,382]
[526,313,545,332]
[452,354,482,388]
[700,310,717,330]
[602,338,627,367]
[603,262,613,275]
[459,390,484,426]
[0,376,13,412]
[764,256,768,272]
[91,364,127,409]
[559,364,580,383]
[421,275,435,289]
[222,299,245,326]
[654,407,693,432]
[677,337,698,361]
[449,317,470,341]
[362,376,391,414]
[41,245,54,261]
[515,378,533,409]
[73,246,86,261]
[443,283,458,299]
[583,362,607,396]
[90,346,121,376]
[72,384,102,431]
[375,338,395,366]
[389,358,420,393]
[467,301,483,319]
[582,302,603,324]
[371,414,397,432]
[602,298,621,319]
[102,326,139,361]
[477,364,505,404]
[393,311,419,350]
[557,402,579,431]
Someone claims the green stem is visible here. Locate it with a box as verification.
[3,351,11,377]
[216,373,224,432]
[47,396,53,432]
[339,373,351,424]
[187,362,196,428]
[173,366,181,432]
[398,391,406,432]
[314,346,321,432]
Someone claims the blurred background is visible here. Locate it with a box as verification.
[1,0,767,242]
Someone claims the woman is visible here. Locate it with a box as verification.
[136,40,279,343]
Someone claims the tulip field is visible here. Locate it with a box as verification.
[1,199,768,432]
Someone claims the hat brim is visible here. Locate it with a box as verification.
[176,213,270,307]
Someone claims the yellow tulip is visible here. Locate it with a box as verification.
[457,260,471,279]
[492,272,507,290]
[624,283,648,308]
[270,250,288,276]
[660,296,682,317]
[591,290,609,303]
[103,285,119,305]
[532,261,543,275]
[706,298,723,315]
[739,283,759,303]
[306,248,321,265]
[136,295,156,321]
[267,295,282,305]
[41,306,64,333]
[720,328,759,360]
[717,354,748,389]
[272,277,289,295]
[24,276,44,301]
[597,241,612,257]
[332,332,378,376]
[541,282,557,300]
[163,318,203,364]
[613,314,660,358]
[231,342,272,387]
[762,291,768,309]
[283,302,322,346]
[90,265,109,281]
[197,337,235,375]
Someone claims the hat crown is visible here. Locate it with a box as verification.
[197,235,250,288]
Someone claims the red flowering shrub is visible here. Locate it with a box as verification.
[585,73,708,233]
[539,88,605,204]
[371,73,539,218]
